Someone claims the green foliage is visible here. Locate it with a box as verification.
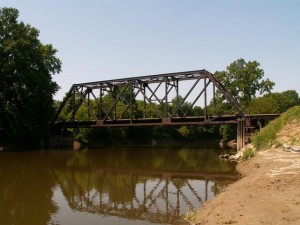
[247,95,279,114]
[219,124,236,142]
[183,208,198,224]
[242,147,255,160]
[252,106,300,149]
[73,128,88,143]
[248,90,299,114]
[215,58,274,108]
[177,126,190,139]
[170,96,194,116]
[254,163,260,168]
[0,7,61,145]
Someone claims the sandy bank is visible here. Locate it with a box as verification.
[193,148,300,225]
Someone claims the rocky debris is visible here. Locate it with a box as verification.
[229,151,244,161]
[219,154,230,160]
[219,144,256,162]
[227,140,237,149]
[219,139,237,149]
[219,152,242,161]
[282,143,300,153]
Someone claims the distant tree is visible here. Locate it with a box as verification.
[272,90,300,112]
[247,96,279,114]
[215,58,275,108]
[0,7,61,145]
[248,90,300,114]
[219,124,236,142]
[170,96,193,117]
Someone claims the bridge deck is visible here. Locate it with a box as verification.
[53,115,238,128]
[53,114,279,128]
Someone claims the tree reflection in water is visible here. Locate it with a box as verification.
[0,152,57,225]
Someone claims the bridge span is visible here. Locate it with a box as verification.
[52,70,279,149]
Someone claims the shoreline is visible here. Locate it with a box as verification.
[193,148,300,225]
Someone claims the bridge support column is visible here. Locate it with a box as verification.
[237,119,245,151]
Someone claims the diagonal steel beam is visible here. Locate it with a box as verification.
[69,88,89,122]
[206,72,246,117]
[102,83,130,121]
[171,78,201,117]
[120,88,141,119]
[137,83,163,118]
[183,80,211,117]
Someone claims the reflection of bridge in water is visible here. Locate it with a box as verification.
[53,168,238,224]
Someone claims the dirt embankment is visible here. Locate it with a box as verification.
[193,148,300,225]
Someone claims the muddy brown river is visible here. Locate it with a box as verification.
[0,144,238,225]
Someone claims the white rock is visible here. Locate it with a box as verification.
[283,143,291,149]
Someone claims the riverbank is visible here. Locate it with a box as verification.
[193,148,300,225]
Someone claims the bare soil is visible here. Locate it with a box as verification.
[193,148,300,225]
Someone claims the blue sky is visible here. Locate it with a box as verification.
[1,0,300,100]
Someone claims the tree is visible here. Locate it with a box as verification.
[247,96,279,114]
[0,7,61,146]
[215,58,275,108]
[248,90,300,114]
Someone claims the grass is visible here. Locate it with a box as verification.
[183,208,198,224]
[252,106,300,150]
[254,163,261,168]
[242,147,255,160]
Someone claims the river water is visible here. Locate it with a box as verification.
[0,144,238,225]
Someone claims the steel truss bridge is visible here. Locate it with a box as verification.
[53,70,279,149]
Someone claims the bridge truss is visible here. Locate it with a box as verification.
[53,70,246,127]
[52,70,281,150]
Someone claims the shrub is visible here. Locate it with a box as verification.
[252,106,300,149]
[242,147,255,160]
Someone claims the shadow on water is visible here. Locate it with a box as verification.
[0,144,239,225]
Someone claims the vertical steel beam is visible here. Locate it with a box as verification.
[72,89,76,122]
[213,84,216,115]
[113,86,117,120]
[130,84,133,123]
[99,84,103,120]
[176,78,179,117]
[165,77,168,118]
[204,77,208,120]
[87,89,90,121]
[143,83,147,118]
